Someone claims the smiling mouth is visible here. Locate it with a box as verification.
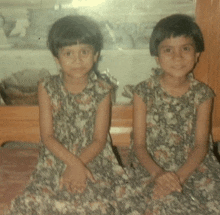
[172,66,185,70]
[72,68,83,71]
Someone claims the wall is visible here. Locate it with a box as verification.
[0,49,157,103]
[0,0,195,104]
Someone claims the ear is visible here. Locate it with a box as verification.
[196,52,201,62]
[155,57,160,65]
[93,52,99,63]
[54,57,61,70]
[54,56,60,65]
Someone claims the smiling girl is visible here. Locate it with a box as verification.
[5,15,135,215]
[130,14,220,214]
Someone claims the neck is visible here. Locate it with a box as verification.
[161,73,189,88]
[63,74,88,86]
[62,73,89,94]
[160,73,191,97]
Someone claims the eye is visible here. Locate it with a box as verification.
[81,49,90,55]
[65,51,72,56]
[162,48,173,54]
[165,48,171,52]
[182,46,191,51]
[60,50,72,57]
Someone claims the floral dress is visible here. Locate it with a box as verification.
[6,72,144,215]
[129,69,220,215]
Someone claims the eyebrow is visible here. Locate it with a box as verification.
[160,43,195,48]
[161,43,194,47]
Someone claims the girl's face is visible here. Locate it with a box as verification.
[55,44,98,80]
[156,36,200,79]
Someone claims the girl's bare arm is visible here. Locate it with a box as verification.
[79,93,111,165]
[38,82,83,167]
[133,93,164,178]
[176,98,213,184]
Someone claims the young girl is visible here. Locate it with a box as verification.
[5,15,137,215]
[130,14,220,214]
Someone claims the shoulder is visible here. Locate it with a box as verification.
[92,77,113,95]
[135,78,151,90]
[192,79,214,92]
[39,75,62,97]
[39,75,60,88]
[134,74,157,95]
[134,68,161,92]
[87,76,113,105]
[96,78,112,91]
[191,78,215,105]
[133,75,157,106]
[192,78,215,96]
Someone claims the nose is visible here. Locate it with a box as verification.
[71,52,82,63]
[76,53,82,63]
[173,49,183,59]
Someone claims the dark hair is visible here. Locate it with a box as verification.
[47,15,103,58]
[150,14,204,56]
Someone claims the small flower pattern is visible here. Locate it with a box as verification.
[129,69,220,214]
[6,72,145,215]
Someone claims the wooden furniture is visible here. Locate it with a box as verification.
[0,104,132,213]
[0,106,40,145]
[0,102,219,213]
[195,0,220,142]
[0,105,132,147]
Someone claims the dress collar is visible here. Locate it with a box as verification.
[59,70,97,96]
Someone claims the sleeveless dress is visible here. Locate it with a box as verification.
[128,69,220,215]
[5,72,143,215]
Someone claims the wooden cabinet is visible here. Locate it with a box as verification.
[195,0,220,142]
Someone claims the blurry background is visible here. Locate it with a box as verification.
[0,0,196,103]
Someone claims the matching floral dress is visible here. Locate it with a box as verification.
[128,69,220,215]
[5,69,220,215]
[6,72,143,215]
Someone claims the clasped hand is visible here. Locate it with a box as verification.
[153,171,182,200]
[59,162,95,194]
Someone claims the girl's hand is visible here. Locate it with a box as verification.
[59,163,95,193]
[69,167,96,193]
[153,171,182,200]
